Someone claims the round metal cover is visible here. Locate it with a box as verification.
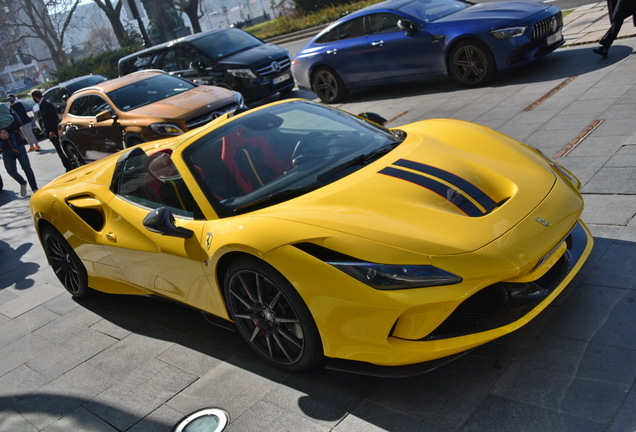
[172,408,229,432]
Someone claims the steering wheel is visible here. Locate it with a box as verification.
[292,131,326,165]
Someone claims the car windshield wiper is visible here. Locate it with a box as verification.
[233,184,320,214]
[317,141,403,181]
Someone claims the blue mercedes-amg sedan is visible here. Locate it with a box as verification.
[291,0,564,102]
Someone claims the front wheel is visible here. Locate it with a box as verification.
[224,256,323,371]
[449,40,495,86]
[312,67,347,104]
[63,142,85,169]
[41,225,91,298]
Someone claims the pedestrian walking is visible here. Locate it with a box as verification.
[593,0,636,56]
[30,89,73,172]
[0,103,21,151]
[0,110,38,198]
[8,94,41,152]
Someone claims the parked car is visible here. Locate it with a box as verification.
[292,0,564,102]
[32,98,592,375]
[59,70,245,168]
[118,28,294,103]
[33,74,108,129]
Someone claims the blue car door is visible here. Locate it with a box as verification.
[320,16,377,85]
[365,13,434,81]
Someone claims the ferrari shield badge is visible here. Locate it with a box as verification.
[205,233,213,251]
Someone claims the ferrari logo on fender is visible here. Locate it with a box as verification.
[205,233,213,251]
[536,217,550,227]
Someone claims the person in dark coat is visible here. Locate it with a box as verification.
[8,94,40,152]
[593,0,636,56]
[30,89,72,171]
[0,108,38,197]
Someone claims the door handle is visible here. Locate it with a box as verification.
[105,232,117,242]
[326,49,338,55]
[371,41,384,46]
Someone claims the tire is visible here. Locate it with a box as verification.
[41,225,91,298]
[449,40,495,86]
[62,142,85,169]
[224,256,323,371]
[311,67,347,104]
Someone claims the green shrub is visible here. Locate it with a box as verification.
[53,45,142,82]
[246,0,384,39]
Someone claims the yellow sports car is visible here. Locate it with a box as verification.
[30,99,592,376]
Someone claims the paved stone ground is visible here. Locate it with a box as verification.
[2,17,636,432]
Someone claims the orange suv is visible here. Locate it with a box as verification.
[59,70,245,168]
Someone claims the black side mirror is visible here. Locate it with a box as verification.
[189,61,203,72]
[358,112,388,126]
[398,19,415,36]
[143,207,194,239]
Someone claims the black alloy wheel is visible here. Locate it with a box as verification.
[312,67,347,104]
[449,40,495,86]
[41,226,90,298]
[63,142,85,169]
[224,257,322,370]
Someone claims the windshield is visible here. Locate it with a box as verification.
[399,0,468,22]
[191,28,263,60]
[107,74,196,112]
[184,100,402,216]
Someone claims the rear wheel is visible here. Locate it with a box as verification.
[41,225,90,298]
[312,67,347,103]
[449,40,495,86]
[63,142,85,169]
[224,256,323,371]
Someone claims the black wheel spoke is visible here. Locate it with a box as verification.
[278,327,303,349]
[237,273,259,304]
[272,331,293,362]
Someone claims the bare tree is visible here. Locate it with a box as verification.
[91,0,129,46]
[85,12,119,52]
[0,0,82,69]
[175,0,203,33]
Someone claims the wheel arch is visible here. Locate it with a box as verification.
[444,35,497,77]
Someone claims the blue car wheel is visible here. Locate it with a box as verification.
[312,67,348,104]
[449,40,495,86]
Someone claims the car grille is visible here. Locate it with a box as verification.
[532,12,563,40]
[255,56,291,78]
[185,103,240,129]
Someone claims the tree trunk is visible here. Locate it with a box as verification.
[182,0,202,33]
[92,0,126,47]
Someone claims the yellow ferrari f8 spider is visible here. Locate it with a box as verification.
[30,99,592,376]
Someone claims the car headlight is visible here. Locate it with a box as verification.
[227,69,256,79]
[327,262,462,290]
[489,26,528,39]
[232,90,245,108]
[150,123,184,136]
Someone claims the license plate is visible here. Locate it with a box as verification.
[546,30,563,46]
[273,73,290,85]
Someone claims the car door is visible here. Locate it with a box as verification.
[99,148,226,316]
[87,95,125,157]
[318,17,377,85]
[365,13,434,81]
[61,95,94,156]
